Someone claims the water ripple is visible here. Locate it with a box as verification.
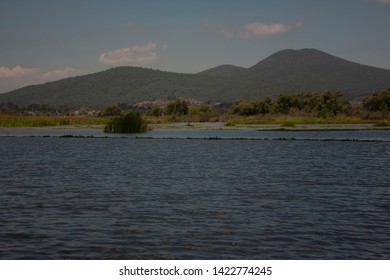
[0,135,389,259]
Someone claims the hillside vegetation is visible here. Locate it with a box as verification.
[1,89,389,127]
[1,49,390,107]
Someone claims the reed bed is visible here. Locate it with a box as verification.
[1,114,388,128]
[224,115,386,126]
[0,115,109,127]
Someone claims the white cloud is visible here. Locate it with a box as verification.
[0,65,40,78]
[0,65,82,80]
[0,65,83,92]
[162,43,168,51]
[220,22,303,39]
[245,22,303,37]
[99,42,158,66]
[221,28,236,39]
[42,67,82,81]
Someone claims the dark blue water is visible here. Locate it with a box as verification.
[0,129,389,259]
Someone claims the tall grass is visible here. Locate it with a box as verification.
[224,115,385,126]
[0,115,109,127]
[2,113,388,128]
[104,111,148,133]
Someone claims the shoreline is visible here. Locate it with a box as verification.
[1,123,389,142]
[1,122,389,131]
[149,122,389,131]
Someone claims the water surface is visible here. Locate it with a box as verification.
[0,128,389,259]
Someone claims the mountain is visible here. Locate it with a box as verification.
[245,49,390,100]
[198,64,247,77]
[1,49,389,106]
[0,67,237,107]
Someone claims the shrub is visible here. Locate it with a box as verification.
[231,97,271,116]
[363,88,390,112]
[104,110,147,133]
[189,104,212,114]
[99,104,122,117]
[150,107,163,116]
[163,100,189,115]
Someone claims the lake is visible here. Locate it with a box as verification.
[0,127,389,259]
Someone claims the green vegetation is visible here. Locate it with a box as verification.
[225,91,388,126]
[104,110,148,133]
[224,115,380,126]
[1,49,390,107]
[230,92,352,117]
[99,104,122,117]
[163,99,189,116]
[0,115,109,127]
[363,87,390,111]
[1,90,389,128]
[375,120,390,127]
[231,97,272,116]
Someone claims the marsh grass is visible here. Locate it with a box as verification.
[104,111,148,133]
[224,115,384,126]
[374,119,390,127]
[0,115,109,127]
[280,122,296,128]
[1,113,388,128]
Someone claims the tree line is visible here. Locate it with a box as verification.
[230,91,352,118]
[143,88,390,118]
[1,88,389,118]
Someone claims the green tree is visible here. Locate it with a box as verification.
[163,100,189,115]
[100,104,122,117]
[230,97,272,116]
[317,91,344,117]
[252,97,272,115]
[231,100,255,115]
[273,93,299,114]
[150,107,163,116]
[0,102,20,115]
[363,88,390,111]
[189,104,212,114]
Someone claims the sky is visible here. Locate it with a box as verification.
[1,0,390,93]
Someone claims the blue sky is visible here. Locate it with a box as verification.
[1,0,390,93]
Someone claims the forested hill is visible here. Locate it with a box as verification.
[244,49,390,100]
[1,49,390,106]
[0,67,236,107]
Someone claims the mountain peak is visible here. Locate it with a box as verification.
[249,48,350,71]
[198,64,247,77]
[1,48,389,106]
